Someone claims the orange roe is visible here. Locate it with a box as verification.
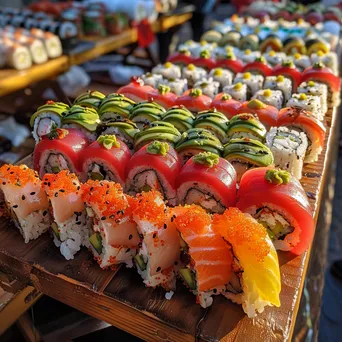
[42,170,80,197]
[212,207,270,261]
[0,164,39,187]
[82,180,128,221]
[129,190,166,228]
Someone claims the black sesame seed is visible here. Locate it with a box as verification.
[12,205,18,208]
[43,211,48,216]
[156,267,161,272]
[129,234,133,240]
[44,182,48,185]
[126,248,131,253]
[77,186,80,190]
[48,182,51,186]
[76,221,82,225]
[163,223,167,229]
[30,192,35,195]
[174,261,178,265]
[213,289,217,294]
[109,215,115,219]
[106,201,109,205]
[106,190,109,195]
[171,217,174,222]
[54,193,58,197]
[101,216,106,220]
[59,189,65,193]
[139,234,143,239]
[22,195,26,200]
[2,182,6,185]
[138,243,142,248]
[153,233,157,238]
[10,172,14,174]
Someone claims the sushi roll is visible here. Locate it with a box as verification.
[126,141,181,206]
[177,153,237,213]
[201,30,222,43]
[301,62,340,107]
[259,34,283,52]
[277,107,326,163]
[239,49,261,64]
[34,128,89,178]
[237,100,279,129]
[173,205,233,307]
[193,49,216,70]
[234,72,264,97]
[193,110,229,143]
[193,78,220,99]
[291,53,311,71]
[215,52,244,74]
[141,72,164,88]
[252,89,284,110]
[237,167,314,255]
[223,138,274,182]
[98,93,135,121]
[208,68,234,89]
[152,62,181,80]
[297,81,328,116]
[239,34,260,51]
[212,207,281,317]
[175,128,223,165]
[82,180,138,269]
[219,30,242,47]
[118,78,155,103]
[0,164,50,243]
[175,89,212,113]
[134,121,181,151]
[263,50,286,67]
[272,60,302,91]
[310,51,338,75]
[30,28,62,59]
[211,93,242,119]
[73,90,105,110]
[62,105,100,142]
[286,93,324,121]
[242,56,273,77]
[0,38,32,70]
[163,78,188,96]
[30,101,70,143]
[181,64,207,88]
[264,75,292,102]
[130,190,180,289]
[79,135,131,184]
[129,101,166,130]
[16,35,48,65]
[167,49,194,67]
[305,37,330,55]
[162,106,195,133]
[226,114,267,142]
[283,37,306,55]
[266,127,308,180]
[147,85,178,109]
[42,171,90,260]
[222,83,248,102]
[97,118,139,154]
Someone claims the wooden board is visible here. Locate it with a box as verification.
[0,104,338,341]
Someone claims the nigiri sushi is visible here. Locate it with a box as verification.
[0,164,50,242]
[212,207,281,317]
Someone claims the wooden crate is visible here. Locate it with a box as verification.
[0,103,338,341]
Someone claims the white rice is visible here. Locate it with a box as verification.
[286,94,324,121]
[222,83,248,102]
[182,66,207,87]
[263,51,286,67]
[239,50,261,64]
[81,159,122,185]
[193,78,220,99]
[291,54,311,71]
[310,52,338,75]
[141,73,164,88]
[44,35,63,58]
[38,150,75,178]
[162,79,188,96]
[7,44,32,70]
[234,73,264,95]
[266,127,308,180]
[264,76,292,101]
[28,39,48,64]
[252,89,284,109]
[32,112,62,143]
[208,68,234,88]
[297,82,328,116]
[152,63,181,79]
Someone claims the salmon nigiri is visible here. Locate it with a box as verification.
[173,205,233,308]
[212,207,281,317]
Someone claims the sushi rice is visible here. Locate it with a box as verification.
[223,82,248,102]
[264,75,292,102]
[252,89,283,110]
[234,72,264,96]
[286,93,324,121]
[193,78,220,99]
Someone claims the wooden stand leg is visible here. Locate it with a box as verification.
[16,312,42,342]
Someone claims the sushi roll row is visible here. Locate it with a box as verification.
[0,163,316,315]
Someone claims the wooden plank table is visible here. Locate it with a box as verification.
[0,102,339,341]
[0,11,192,98]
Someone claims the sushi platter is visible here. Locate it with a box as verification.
[0,11,341,342]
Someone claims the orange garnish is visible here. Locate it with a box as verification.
[0,164,39,187]
[212,208,270,261]
[42,170,80,197]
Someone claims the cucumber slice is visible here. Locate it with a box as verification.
[89,172,104,181]
[134,254,147,271]
[141,184,152,192]
[179,268,196,290]
[51,222,60,240]
[89,233,103,255]
[51,166,60,173]
[179,235,188,250]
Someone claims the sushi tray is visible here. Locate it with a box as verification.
[0,11,341,342]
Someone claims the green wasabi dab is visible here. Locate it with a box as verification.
[193,152,219,167]
[97,135,120,149]
[265,169,291,185]
[146,141,170,156]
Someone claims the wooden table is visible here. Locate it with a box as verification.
[0,101,339,341]
[0,11,192,98]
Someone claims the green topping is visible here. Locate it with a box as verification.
[282,60,294,68]
[221,93,232,101]
[51,166,61,174]
[51,222,60,239]
[226,52,236,60]
[162,106,195,133]
[265,169,291,185]
[30,101,70,127]
[247,99,266,110]
[179,235,188,250]
[179,48,191,56]
[45,127,69,140]
[255,56,266,63]
[146,141,170,156]
[179,268,196,290]
[158,84,171,95]
[226,114,266,140]
[313,61,325,69]
[73,90,105,110]
[223,138,273,166]
[193,152,219,167]
[98,93,135,119]
[89,232,103,255]
[190,88,203,97]
[135,255,147,271]
[129,101,166,127]
[90,172,104,181]
[97,135,120,149]
[200,50,210,59]
[62,105,100,132]
[141,184,152,192]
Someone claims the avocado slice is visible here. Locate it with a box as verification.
[89,172,104,181]
[51,166,60,173]
[179,268,196,290]
[51,222,60,240]
[179,236,188,250]
[141,185,152,192]
[134,254,147,271]
[89,233,103,255]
